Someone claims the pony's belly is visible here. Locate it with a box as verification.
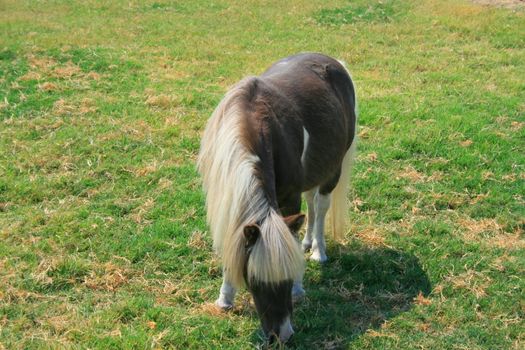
[301,143,347,193]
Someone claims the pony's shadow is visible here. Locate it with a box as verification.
[252,240,431,349]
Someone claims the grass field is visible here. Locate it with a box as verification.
[1,0,524,349]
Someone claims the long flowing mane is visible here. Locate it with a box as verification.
[197,78,304,288]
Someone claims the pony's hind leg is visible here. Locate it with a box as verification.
[301,188,316,252]
[215,276,236,310]
[310,191,331,262]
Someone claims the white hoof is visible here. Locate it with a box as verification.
[309,250,328,263]
[215,298,233,310]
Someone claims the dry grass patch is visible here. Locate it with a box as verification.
[53,98,97,116]
[148,58,191,83]
[471,0,525,10]
[444,270,492,299]
[366,329,400,340]
[206,256,221,277]
[418,322,432,332]
[332,282,366,301]
[86,71,101,80]
[53,99,75,116]
[171,207,198,224]
[413,291,432,306]
[28,55,57,71]
[396,165,426,182]
[314,336,345,350]
[355,227,388,246]
[22,54,104,96]
[495,115,509,125]
[84,262,131,292]
[122,119,153,138]
[501,173,517,182]
[41,313,75,334]
[510,121,524,131]
[32,257,61,285]
[361,68,389,81]
[135,277,195,308]
[428,171,444,182]
[489,253,517,272]
[1,285,46,304]
[358,126,372,139]
[455,217,524,249]
[0,219,23,239]
[52,61,82,79]
[145,94,176,109]
[157,177,173,190]
[198,302,230,318]
[131,161,159,177]
[129,198,155,224]
[0,202,11,212]
[39,82,59,92]
[469,192,490,205]
[79,98,97,114]
[364,152,378,162]
[188,230,209,250]
[3,114,64,133]
[459,139,473,147]
[490,227,525,249]
[18,71,42,81]
[459,217,502,237]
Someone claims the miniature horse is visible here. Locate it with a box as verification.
[198,53,357,343]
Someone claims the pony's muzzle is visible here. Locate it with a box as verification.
[266,316,294,344]
[279,316,294,342]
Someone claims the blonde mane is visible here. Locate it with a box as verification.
[197,78,304,288]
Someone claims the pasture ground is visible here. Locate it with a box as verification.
[1,0,524,349]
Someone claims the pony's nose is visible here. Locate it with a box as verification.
[279,316,294,343]
[268,333,277,345]
[266,317,294,344]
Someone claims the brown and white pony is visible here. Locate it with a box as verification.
[197,53,357,343]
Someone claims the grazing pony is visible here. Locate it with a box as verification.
[197,53,357,343]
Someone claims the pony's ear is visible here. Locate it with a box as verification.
[243,224,261,248]
[283,214,306,237]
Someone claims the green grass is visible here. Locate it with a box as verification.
[1,0,524,349]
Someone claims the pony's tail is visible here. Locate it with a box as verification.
[328,137,357,241]
[328,59,358,241]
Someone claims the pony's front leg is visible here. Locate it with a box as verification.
[301,188,316,252]
[310,192,330,262]
[215,276,236,310]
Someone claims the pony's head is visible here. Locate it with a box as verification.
[242,213,305,343]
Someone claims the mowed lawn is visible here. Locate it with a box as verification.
[1,0,524,349]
